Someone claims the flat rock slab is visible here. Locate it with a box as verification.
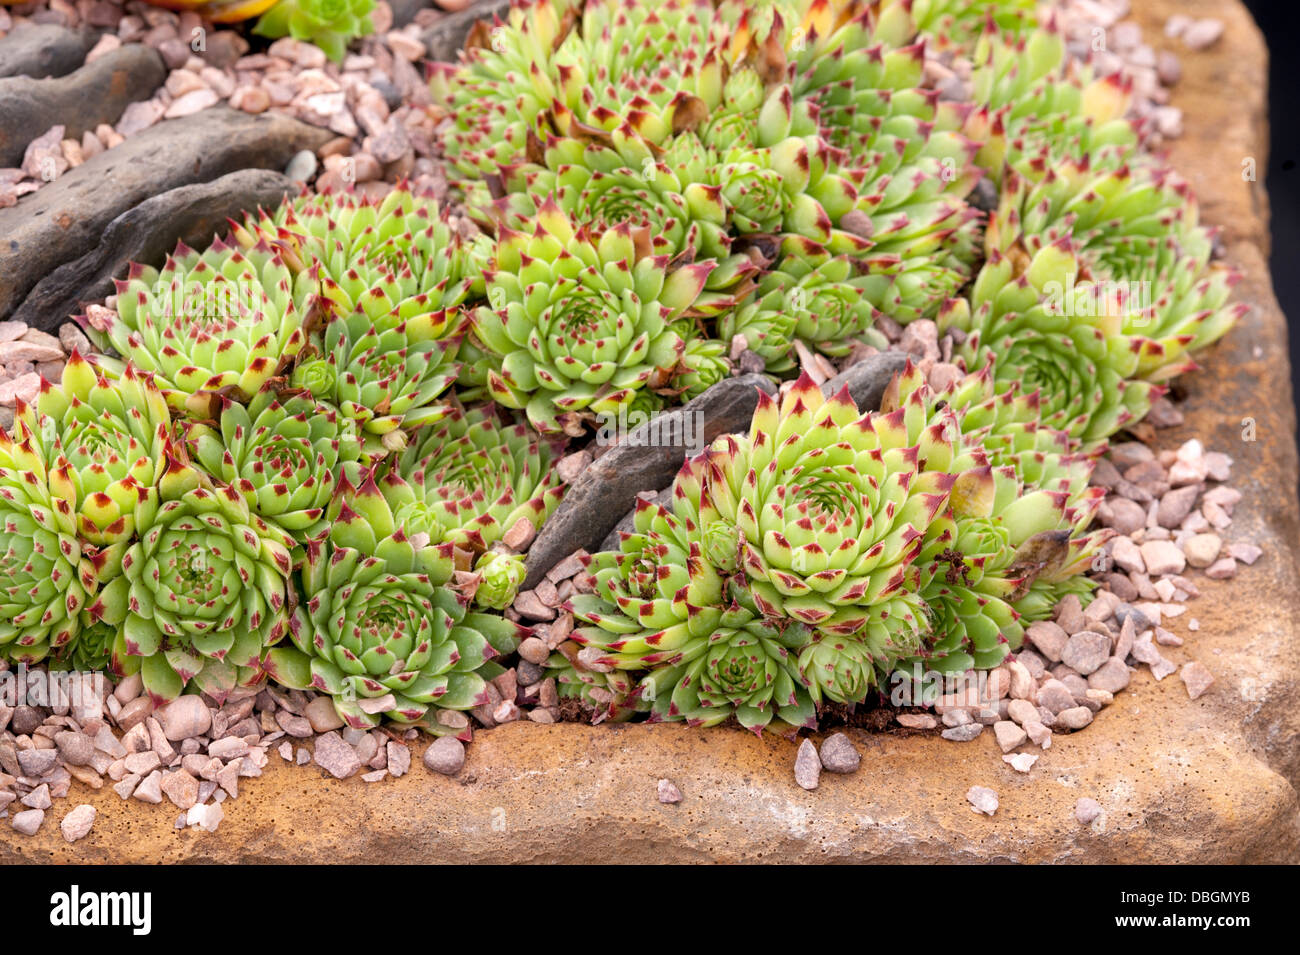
[12,169,300,331]
[0,107,332,323]
[522,373,776,589]
[5,0,1299,864]
[0,23,99,79]
[0,44,164,167]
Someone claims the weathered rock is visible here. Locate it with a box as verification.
[818,733,860,773]
[313,732,362,780]
[0,108,332,322]
[793,739,820,790]
[819,350,910,413]
[0,46,165,168]
[422,735,465,776]
[154,695,211,742]
[523,374,776,589]
[59,804,95,843]
[422,0,512,61]
[0,23,100,79]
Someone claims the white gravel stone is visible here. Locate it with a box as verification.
[793,739,821,790]
[966,786,998,816]
[60,804,96,843]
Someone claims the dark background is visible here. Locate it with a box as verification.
[1241,0,1299,441]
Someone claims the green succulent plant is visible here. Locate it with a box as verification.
[99,238,310,418]
[19,353,171,584]
[186,389,363,552]
[469,199,713,434]
[265,472,525,730]
[117,458,294,704]
[378,405,564,553]
[722,234,890,371]
[232,186,482,315]
[567,499,817,731]
[545,640,641,719]
[253,0,375,63]
[669,373,956,703]
[473,551,527,610]
[0,417,92,665]
[290,292,464,461]
[940,241,1160,445]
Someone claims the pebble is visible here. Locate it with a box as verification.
[1139,540,1185,576]
[1054,594,1086,635]
[11,808,44,835]
[186,802,224,832]
[1060,631,1112,676]
[1024,721,1052,749]
[1003,753,1038,773]
[1056,706,1094,730]
[60,804,96,842]
[966,786,998,816]
[22,784,52,810]
[284,149,318,183]
[1182,18,1224,50]
[386,742,411,778]
[657,779,683,804]
[896,713,937,729]
[1035,679,1077,715]
[132,772,163,804]
[818,733,860,773]
[159,770,199,810]
[1075,798,1103,825]
[1025,620,1068,662]
[993,720,1027,753]
[1110,536,1145,574]
[793,738,821,790]
[1205,557,1236,580]
[313,731,362,779]
[940,723,983,742]
[1228,543,1262,565]
[303,696,345,733]
[422,735,466,776]
[17,748,57,777]
[1184,532,1221,568]
[1180,661,1215,700]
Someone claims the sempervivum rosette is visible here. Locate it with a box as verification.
[0,417,91,664]
[265,472,525,731]
[889,0,1036,52]
[19,354,171,583]
[879,364,1105,673]
[377,405,565,553]
[186,389,363,552]
[965,24,1138,179]
[97,238,309,417]
[568,499,816,731]
[671,373,955,704]
[118,458,294,704]
[231,185,482,315]
[940,241,1158,446]
[290,288,465,461]
[469,199,712,434]
[722,234,889,371]
[252,0,375,63]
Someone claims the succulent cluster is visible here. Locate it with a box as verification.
[2,1,1244,737]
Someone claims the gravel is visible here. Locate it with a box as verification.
[793,739,821,790]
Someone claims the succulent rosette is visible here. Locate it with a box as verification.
[18,353,171,583]
[253,0,375,63]
[264,473,525,730]
[291,289,464,460]
[0,418,91,664]
[568,499,816,731]
[965,25,1138,179]
[378,405,564,552]
[669,374,955,703]
[232,186,481,315]
[723,235,889,371]
[473,551,527,610]
[987,152,1243,382]
[941,241,1158,445]
[100,238,310,417]
[891,0,1036,52]
[469,199,712,434]
[545,641,641,720]
[117,458,293,704]
[186,389,362,550]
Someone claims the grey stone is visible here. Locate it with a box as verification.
[0,23,100,80]
[14,170,299,332]
[819,350,910,413]
[1060,631,1112,676]
[313,732,363,780]
[422,735,466,776]
[818,733,860,774]
[523,374,777,589]
[0,109,331,323]
[793,739,821,790]
[0,46,164,168]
